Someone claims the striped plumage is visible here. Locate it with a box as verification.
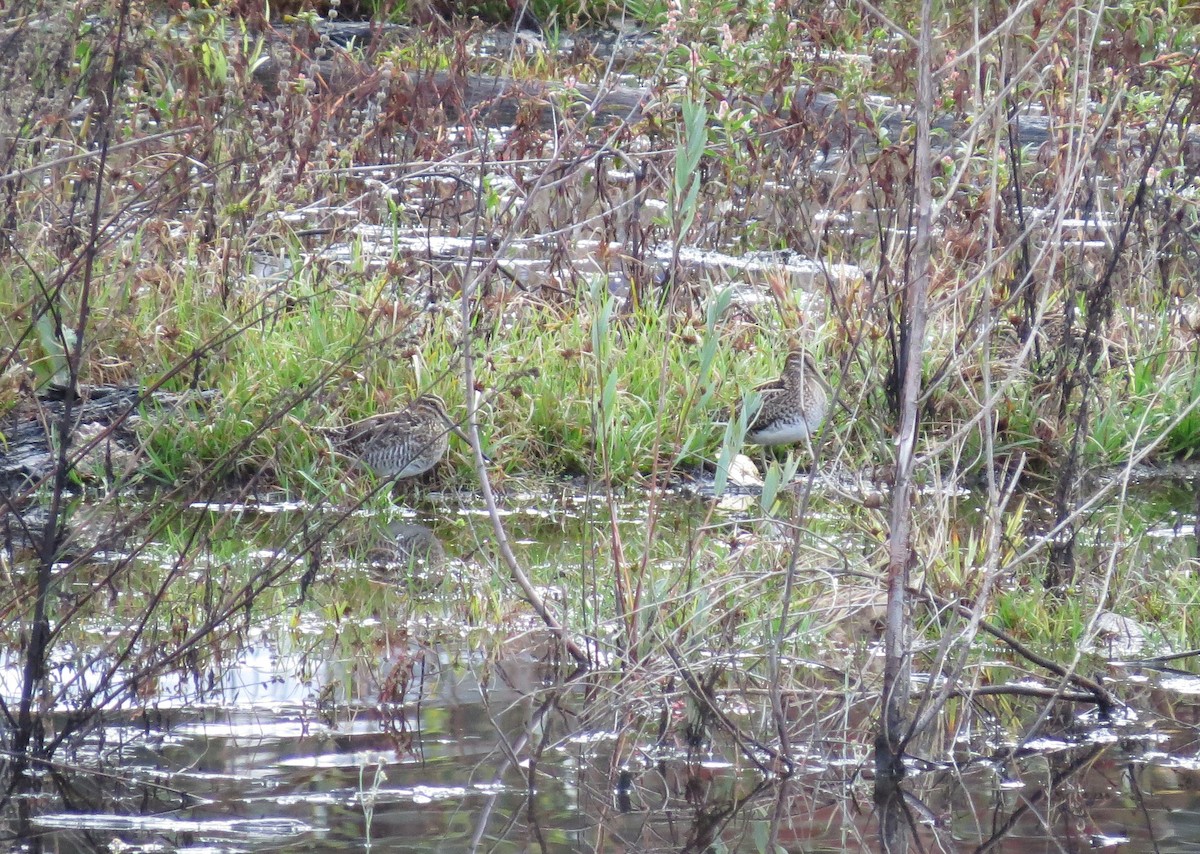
[328,394,462,479]
[743,350,830,446]
[367,522,446,575]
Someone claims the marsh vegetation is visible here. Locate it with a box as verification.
[2,0,1200,848]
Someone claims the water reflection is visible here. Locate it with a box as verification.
[363,521,447,583]
[8,481,1200,851]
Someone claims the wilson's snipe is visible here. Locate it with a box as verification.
[327,394,465,480]
[743,350,831,447]
[366,522,447,577]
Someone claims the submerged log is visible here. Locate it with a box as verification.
[0,385,213,497]
[251,22,1057,149]
[252,55,652,130]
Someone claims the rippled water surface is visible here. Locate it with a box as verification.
[5,474,1200,851]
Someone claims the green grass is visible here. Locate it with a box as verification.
[11,0,1200,795]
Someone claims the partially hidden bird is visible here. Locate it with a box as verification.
[326,394,467,480]
[742,350,831,448]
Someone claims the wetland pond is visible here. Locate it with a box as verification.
[6,473,1200,852]
[3,0,1196,849]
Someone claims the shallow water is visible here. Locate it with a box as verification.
[5,477,1200,851]
[16,653,1200,852]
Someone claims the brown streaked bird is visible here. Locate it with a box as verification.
[326,394,466,480]
[366,522,447,578]
[742,350,831,447]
